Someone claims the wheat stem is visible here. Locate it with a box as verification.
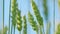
[13,23,16,34]
[46,22,51,34]
[9,0,11,34]
[43,0,48,21]
[40,26,43,34]
[11,24,12,34]
[2,0,4,34]
[19,31,21,34]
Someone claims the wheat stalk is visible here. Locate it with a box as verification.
[11,24,12,34]
[9,0,11,34]
[43,0,49,34]
[2,0,4,34]
[46,21,51,34]
[43,0,48,21]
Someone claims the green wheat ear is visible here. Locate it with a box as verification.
[31,0,43,26]
[11,0,17,27]
[16,8,22,31]
[28,11,38,31]
[11,0,18,34]
[23,16,27,34]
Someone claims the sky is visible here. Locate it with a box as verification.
[0,0,60,34]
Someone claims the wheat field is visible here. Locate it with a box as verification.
[0,0,60,34]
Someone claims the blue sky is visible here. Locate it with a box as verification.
[0,0,60,34]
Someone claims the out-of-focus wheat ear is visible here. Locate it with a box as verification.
[4,26,8,34]
[28,11,38,34]
[58,0,60,7]
[40,26,43,34]
[11,24,13,34]
[58,0,60,13]
[31,0,43,26]
[23,16,27,34]
[46,21,51,34]
[56,24,60,34]
[43,0,48,21]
